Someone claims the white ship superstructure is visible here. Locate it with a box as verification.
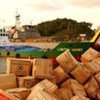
[0,32,11,46]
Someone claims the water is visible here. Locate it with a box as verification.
[0,58,6,74]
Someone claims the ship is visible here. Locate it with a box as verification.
[0,29,99,59]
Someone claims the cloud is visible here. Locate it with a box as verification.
[29,2,64,11]
[67,0,100,7]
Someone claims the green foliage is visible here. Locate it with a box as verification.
[36,18,94,41]
[0,29,3,32]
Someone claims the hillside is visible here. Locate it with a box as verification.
[36,18,94,42]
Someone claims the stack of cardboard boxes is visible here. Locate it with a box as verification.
[0,47,99,100]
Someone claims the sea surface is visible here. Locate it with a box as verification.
[0,58,6,74]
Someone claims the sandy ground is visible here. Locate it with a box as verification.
[0,58,6,74]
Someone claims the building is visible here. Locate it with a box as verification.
[9,25,41,41]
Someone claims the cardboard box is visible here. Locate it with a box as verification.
[85,62,98,75]
[6,88,30,100]
[71,94,90,100]
[60,79,86,96]
[52,66,70,84]
[93,57,100,65]
[91,57,100,73]
[48,76,57,84]
[27,89,59,100]
[0,89,19,100]
[27,85,44,100]
[18,76,40,88]
[0,74,17,90]
[56,50,78,73]
[94,72,100,84]
[31,79,58,93]
[84,77,99,98]
[96,89,100,100]
[81,47,100,64]
[32,58,53,79]
[6,58,32,76]
[55,88,73,100]
[85,57,100,75]
[71,64,91,84]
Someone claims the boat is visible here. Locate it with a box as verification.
[0,29,99,59]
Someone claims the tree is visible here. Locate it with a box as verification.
[36,18,94,41]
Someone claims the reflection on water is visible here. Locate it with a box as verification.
[0,58,6,74]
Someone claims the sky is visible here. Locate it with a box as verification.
[0,0,100,29]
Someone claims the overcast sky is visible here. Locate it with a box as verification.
[0,0,100,29]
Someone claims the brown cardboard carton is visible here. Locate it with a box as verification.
[0,89,19,100]
[85,57,100,75]
[6,88,30,100]
[84,77,99,98]
[27,89,59,100]
[71,64,91,84]
[85,62,98,75]
[18,76,40,88]
[55,88,73,100]
[93,57,100,65]
[52,66,70,84]
[71,94,90,100]
[48,76,57,84]
[6,58,32,76]
[0,74,17,90]
[32,58,53,79]
[60,79,86,96]
[56,50,78,73]
[81,47,100,64]
[27,85,43,100]
[31,79,58,93]
[92,58,100,74]
[27,81,59,100]
[94,72,100,84]
[96,89,100,100]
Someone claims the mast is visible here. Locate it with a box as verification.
[15,9,20,30]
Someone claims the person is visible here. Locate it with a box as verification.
[75,54,81,61]
[7,51,10,56]
[28,55,32,59]
[42,55,48,59]
[15,53,20,58]
[48,57,59,68]
[46,48,50,51]
[43,48,51,52]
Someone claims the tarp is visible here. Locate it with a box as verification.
[0,45,43,52]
